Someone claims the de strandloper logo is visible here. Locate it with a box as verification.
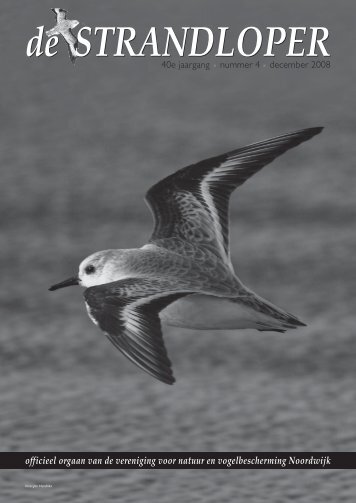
[26,8,331,64]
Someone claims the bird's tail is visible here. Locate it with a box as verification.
[67,43,77,64]
[234,290,306,333]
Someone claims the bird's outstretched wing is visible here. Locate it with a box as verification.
[62,30,78,64]
[52,8,67,22]
[84,278,190,384]
[146,127,323,271]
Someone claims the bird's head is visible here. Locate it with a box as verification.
[49,250,128,291]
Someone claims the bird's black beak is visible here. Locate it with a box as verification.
[49,276,79,291]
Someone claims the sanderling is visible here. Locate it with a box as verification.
[46,8,79,64]
[49,127,323,384]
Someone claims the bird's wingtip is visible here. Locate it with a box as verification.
[288,316,307,328]
[285,126,323,145]
[295,126,324,138]
[310,126,324,134]
[162,373,176,385]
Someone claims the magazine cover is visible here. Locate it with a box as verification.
[1,0,355,500]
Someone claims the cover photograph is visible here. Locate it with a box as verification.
[0,0,355,500]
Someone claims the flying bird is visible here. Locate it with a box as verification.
[49,127,323,384]
[46,8,79,64]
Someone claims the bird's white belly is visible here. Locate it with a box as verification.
[160,294,258,330]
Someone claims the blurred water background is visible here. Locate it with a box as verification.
[0,0,355,501]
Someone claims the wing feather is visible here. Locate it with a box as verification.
[62,30,78,64]
[146,127,323,270]
[84,278,190,384]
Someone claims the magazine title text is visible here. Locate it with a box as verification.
[27,26,330,59]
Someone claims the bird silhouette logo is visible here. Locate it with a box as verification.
[46,8,79,64]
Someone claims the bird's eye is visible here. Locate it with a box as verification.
[85,265,96,274]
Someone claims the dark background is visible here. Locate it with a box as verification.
[1,0,355,501]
